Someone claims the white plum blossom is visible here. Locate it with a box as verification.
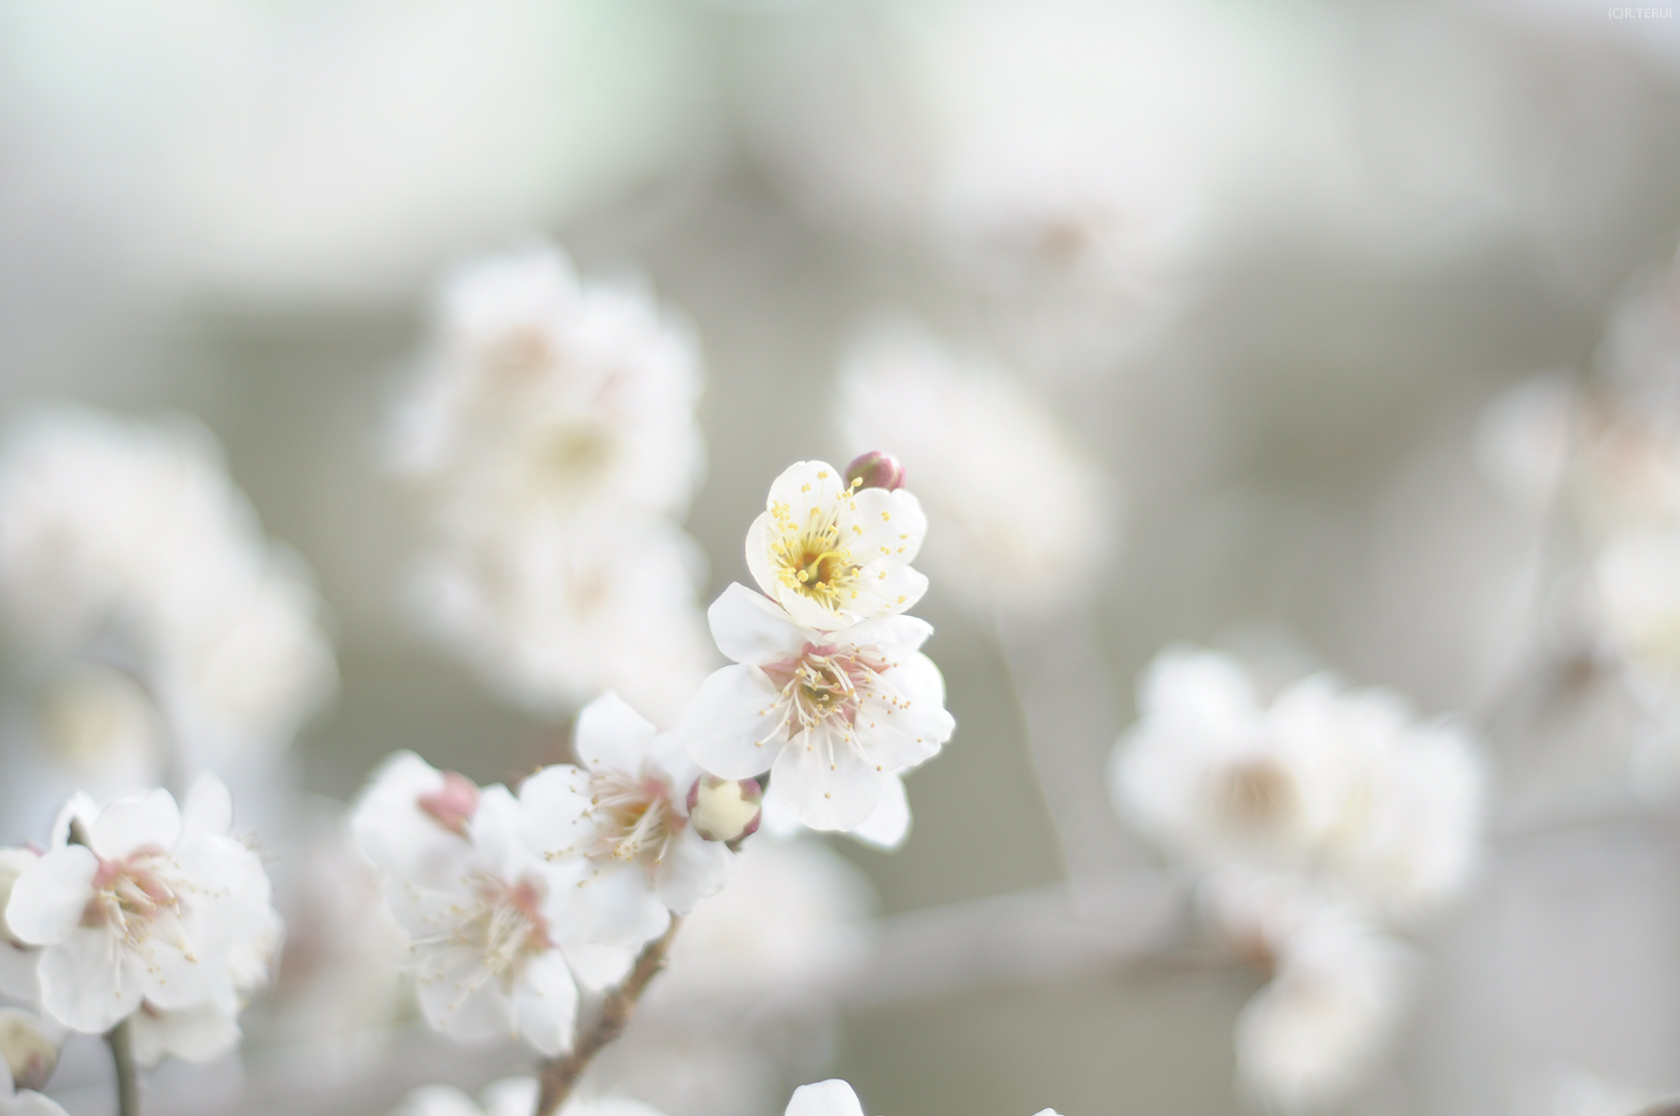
[390,243,714,726]
[1112,646,1483,920]
[352,754,635,1055]
[0,1055,66,1116]
[836,322,1114,616]
[519,692,739,950]
[392,1076,666,1116]
[0,1009,59,1100]
[680,583,954,832]
[0,407,335,831]
[1233,908,1417,1114]
[744,461,929,632]
[784,1080,1059,1116]
[3,777,280,1037]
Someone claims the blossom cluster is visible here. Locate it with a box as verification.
[1110,645,1484,1111]
[0,777,281,1098]
[388,244,714,726]
[352,454,956,1063]
[0,407,335,833]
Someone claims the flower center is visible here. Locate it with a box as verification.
[762,642,891,736]
[587,771,681,865]
[1217,758,1297,830]
[462,875,551,978]
[768,501,859,609]
[85,852,184,949]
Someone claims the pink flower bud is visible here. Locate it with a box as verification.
[417,771,480,836]
[686,775,763,846]
[844,450,905,492]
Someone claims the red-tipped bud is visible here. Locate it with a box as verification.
[417,771,480,836]
[844,451,905,492]
[687,775,763,846]
[0,1008,58,1092]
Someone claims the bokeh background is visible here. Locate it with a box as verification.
[4,1,1680,1114]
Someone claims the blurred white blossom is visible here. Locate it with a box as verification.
[392,1077,665,1116]
[836,323,1114,617]
[392,243,713,726]
[785,1080,1058,1116]
[4,776,279,1044]
[0,407,335,833]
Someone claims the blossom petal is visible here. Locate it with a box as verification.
[850,486,929,565]
[568,863,670,948]
[574,692,659,775]
[514,947,579,1057]
[48,794,99,851]
[90,789,180,860]
[654,835,738,915]
[771,729,885,832]
[517,766,595,860]
[744,513,779,604]
[6,1092,72,1116]
[844,614,934,656]
[679,666,783,779]
[180,775,234,840]
[707,583,810,666]
[6,848,97,946]
[37,925,141,1032]
[563,940,635,993]
[849,774,911,850]
[785,1080,866,1116]
[416,945,514,1044]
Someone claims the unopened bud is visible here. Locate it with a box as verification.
[0,848,38,948]
[417,771,480,837]
[687,775,763,846]
[844,451,905,492]
[0,1008,59,1092]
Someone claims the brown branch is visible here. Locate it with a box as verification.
[533,916,682,1116]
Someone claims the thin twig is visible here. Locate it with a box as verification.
[105,1019,141,1116]
[533,917,683,1116]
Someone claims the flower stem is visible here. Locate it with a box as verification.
[105,1018,141,1116]
[533,917,682,1116]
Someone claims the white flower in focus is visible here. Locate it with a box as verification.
[353,756,633,1055]
[1112,647,1483,919]
[392,1077,666,1116]
[680,584,954,832]
[0,407,334,805]
[1234,911,1416,1114]
[4,777,280,1036]
[836,323,1113,615]
[520,693,739,949]
[744,461,928,632]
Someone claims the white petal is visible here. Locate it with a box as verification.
[574,693,658,775]
[91,789,180,859]
[654,835,738,915]
[416,946,514,1044]
[390,1085,483,1116]
[678,666,783,780]
[848,775,911,851]
[37,926,141,1033]
[3,1093,71,1116]
[514,948,579,1056]
[852,486,928,563]
[6,849,96,946]
[179,776,234,840]
[563,940,635,993]
[843,615,934,656]
[48,795,98,851]
[517,766,594,859]
[775,582,848,633]
[771,730,886,832]
[785,1080,865,1116]
[567,864,670,948]
[707,583,810,666]
[480,1078,542,1116]
[744,513,779,602]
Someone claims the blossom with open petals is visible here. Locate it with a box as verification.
[4,777,279,1036]
[745,461,929,632]
[680,584,954,832]
[352,756,634,1055]
[520,693,737,949]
